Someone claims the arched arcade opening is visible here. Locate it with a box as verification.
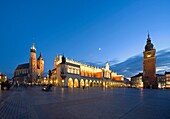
[68,78,73,88]
[74,79,79,88]
[80,79,85,88]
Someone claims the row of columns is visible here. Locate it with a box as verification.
[65,78,123,88]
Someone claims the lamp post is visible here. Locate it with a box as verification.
[48,70,52,85]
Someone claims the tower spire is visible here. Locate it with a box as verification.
[30,42,36,52]
[32,42,35,49]
[147,32,151,42]
[147,30,150,37]
[40,52,42,58]
[38,52,43,60]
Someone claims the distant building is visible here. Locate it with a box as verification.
[0,72,7,83]
[143,34,157,88]
[157,74,165,89]
[50,55,125,88]
[156,72,170,89]
[130,73,143,88]
[131,72,170,89]
[13,43,44,84]
[165,72,170,88]
[124,78,130,87]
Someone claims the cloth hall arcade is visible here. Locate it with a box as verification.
[51,55,124,88]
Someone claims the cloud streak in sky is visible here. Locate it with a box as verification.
[82,48,170,78]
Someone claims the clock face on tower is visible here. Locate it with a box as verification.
[146,51,152,58]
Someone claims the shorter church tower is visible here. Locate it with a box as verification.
[143,34,157,88]
[37,52,44,79]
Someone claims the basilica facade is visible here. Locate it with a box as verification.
[13,43,44,84]
[50,55,125,88]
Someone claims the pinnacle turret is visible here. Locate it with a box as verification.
[38,52,43,60]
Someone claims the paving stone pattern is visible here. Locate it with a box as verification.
[0,86,170,119]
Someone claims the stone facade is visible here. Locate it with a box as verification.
[50,55,125,88]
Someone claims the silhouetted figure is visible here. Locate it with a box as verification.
[1,82,5,90]
[14,81,19,88]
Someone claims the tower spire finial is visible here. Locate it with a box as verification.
[148,33,150,39]
[147,32,151,42]
[32,38,34,46]
[147,30,150,39]
[32,42,34,47]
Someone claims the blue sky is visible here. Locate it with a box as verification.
[0,0,170,76]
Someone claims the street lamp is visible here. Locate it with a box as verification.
[48,70,52,85]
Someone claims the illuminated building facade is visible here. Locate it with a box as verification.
[143,34,157,88]
[157,72,170,89]
[130,73,143,88]
[0,72,7,83]
[13,43,44,83]
[131,72,170,89]
[51,55,124,88]
[165,72,170,88]
[157,74,166,89]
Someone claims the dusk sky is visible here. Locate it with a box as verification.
[0,0,170,77]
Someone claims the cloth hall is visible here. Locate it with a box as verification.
[50,55,125,88]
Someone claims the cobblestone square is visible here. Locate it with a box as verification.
[0,87,170,119]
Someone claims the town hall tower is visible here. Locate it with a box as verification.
[143,34,157,88]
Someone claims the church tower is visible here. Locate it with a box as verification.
[143,34,157,88]
[29,42,37,83]
[37,52,44,79]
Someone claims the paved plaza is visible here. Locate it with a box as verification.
[0,86,170,119]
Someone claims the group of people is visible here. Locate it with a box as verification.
[0,80,29,90]
[13,81,29,88]
[1,80,11,90]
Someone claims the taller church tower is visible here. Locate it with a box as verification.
[143,34,157,88]
[29,43,37,83]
